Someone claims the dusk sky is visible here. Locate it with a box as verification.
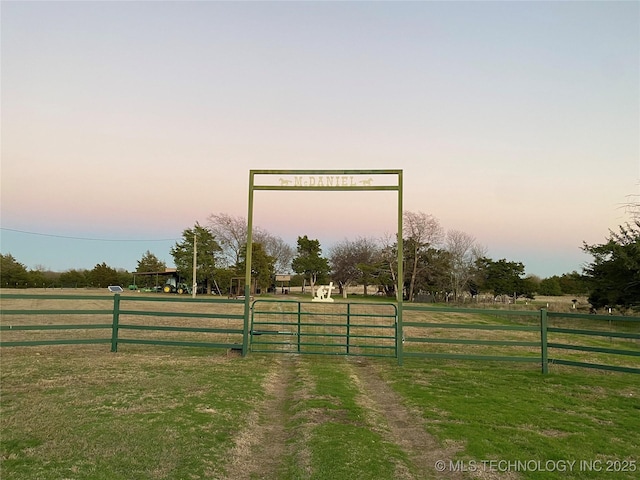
[1,1,638,279]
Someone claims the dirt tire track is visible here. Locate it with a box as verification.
[349,359,465,480]
[224,356,292,480]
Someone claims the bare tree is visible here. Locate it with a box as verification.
[207,213,247,267]
[329,236,381,298]
[404,211,444,302]
[379,233,398,294]
[623,186,640,221]
[329,239,361,298]
[261,235,295,274]
[353,236,382,296]
[207,212,293,273]
[445,230,486,301]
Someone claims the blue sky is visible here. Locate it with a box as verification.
[1,1,638,278]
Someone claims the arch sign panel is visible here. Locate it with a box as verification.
[242,169,404,363]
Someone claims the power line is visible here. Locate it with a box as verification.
[0,227,179,242]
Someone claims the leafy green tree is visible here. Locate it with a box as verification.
[136,250,166,273]
[117,269,132,288]
[378,234,451,300]
[352,237,383,296]
[135,251,167,288]
[237,243,276,293]
[59,269,88,288]
[87,263,120,288]
[26,266,59,288]
[27,269,47,288]
[526,275,542,295]
[520,276,537,300]
[476,257,533,298]
[212,267,235,295]
[583,221,640,310]
[539,276,563,296]
[420,248,453,297]
[291,235,330,296]
[558,271,589,295]
[171,223,222,293]
[0,254,29,288]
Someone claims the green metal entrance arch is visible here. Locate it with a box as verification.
[242,169,404,364]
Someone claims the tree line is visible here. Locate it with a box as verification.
[2,209,638,312]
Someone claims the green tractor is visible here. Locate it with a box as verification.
[162,277,192,295]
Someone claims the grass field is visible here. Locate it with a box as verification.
[1,291,639,479]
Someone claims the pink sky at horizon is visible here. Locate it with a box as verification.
[1,1,638,277]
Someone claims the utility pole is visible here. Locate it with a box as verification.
[192,232,197,298]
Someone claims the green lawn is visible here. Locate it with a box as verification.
[1,292,638,479]
[1,346,271,480]
[382,359,640,479]
[1,346,638,479]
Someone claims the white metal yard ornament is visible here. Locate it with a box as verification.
[312,282,335,302]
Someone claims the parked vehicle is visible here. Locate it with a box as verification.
[162,277,191,294]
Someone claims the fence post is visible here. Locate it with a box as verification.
[397,303,403,366]
[540,308,548,374]
[111,293,121,352]
[242,291,251,357]
[297,302,302,353]
[346,303,351,355]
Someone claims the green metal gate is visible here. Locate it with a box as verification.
[251,299,397,358]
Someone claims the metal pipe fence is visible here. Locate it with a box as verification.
[2,293,638,374]
[250,299,397,358]
[402,305,639,374]
[0,293,245,352]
